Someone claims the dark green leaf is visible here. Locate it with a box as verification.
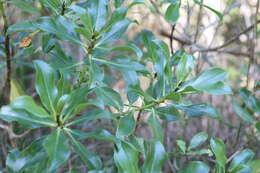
[229,149,255,172]
[177,140,186,153]
[114,141,141,173]
[93,86,123,110]
[86,0,108,31]
[173,103,219,118]
[178,161,210,173]
[239,88,260,113]
[7,21,37,34]
[39,0,61,15]
[42,34,56,53]
[165,2,181,24]
[67,132,103,170]
[155,106,181,122]
[232,99,256,124]
[188,132,208,150]
[6,137,46,172]
[43,129,70,172]
[116,112,136,138]
[68,129,118,143]
[34,60,58,114]
[67,109,113,126]
[176,53,195,84]
[148,112,164,142]
[32,16,84,46]
[210,137,227,168]
[60,85,89,121]
[92,57,145,72]
[112,44,143,58]
[143,141,167,173]
[9,1,40,14]
[11,96,49,118]
[0,106,56,128]
[97,19,131,45]
[180,67,232,95]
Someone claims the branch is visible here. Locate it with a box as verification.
[160,30,193,45]
[0,124,30,139]
[194,0,203,43]
[0,1,12,105]
[198,20,260,52]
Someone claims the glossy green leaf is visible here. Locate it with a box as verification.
[0,106,56,128]
[47,45,76,72]
[60,85,89,121]
[32,16,84,46]
[189,149,213,156]
[116,112,136,138]
[143,141,167,173]
[7,20,37,34]
[114,141,141,173]
[40,0,61,15]
[165,2,181,24]
[41,34,56,53]
[93,86,123,110]
[173,103,219,118]
[92,57,145,72]
[177,140,186,153]
[9,1,40,14]
[128,136,145,153]
[239,88,260,113]
[233,165,252,173]
[193,0,223,20]
[176,53,195,84]
[43,129,71,172]
[112,44,143,58]
[97,19,131,45]
[188,132,208,150]
[86,0,108,31]
[6,137,46,172]
[180,67,232,95]
[178,161,210,173]
[68,129,118,143]
[210,137,227,168]
[11,96,49,118]
[155,106,181,122]
[229,149,255,172]
[148,112,164,142]
[67,132,103,170]
[89,63,105,88]
[67,109,113,126]
[34,60,58,114]
[232,99,256,124]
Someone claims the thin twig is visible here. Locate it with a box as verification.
[197,20,260,52]
[0,124,30,139]
[193,0,203,44]
[170,24,176,55]
[160,30,192,45]
[246,0,259,87]
[134,110,143,135]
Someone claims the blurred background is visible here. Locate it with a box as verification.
[0,0,259,172]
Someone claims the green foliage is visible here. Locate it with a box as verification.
[0,0,259,172]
